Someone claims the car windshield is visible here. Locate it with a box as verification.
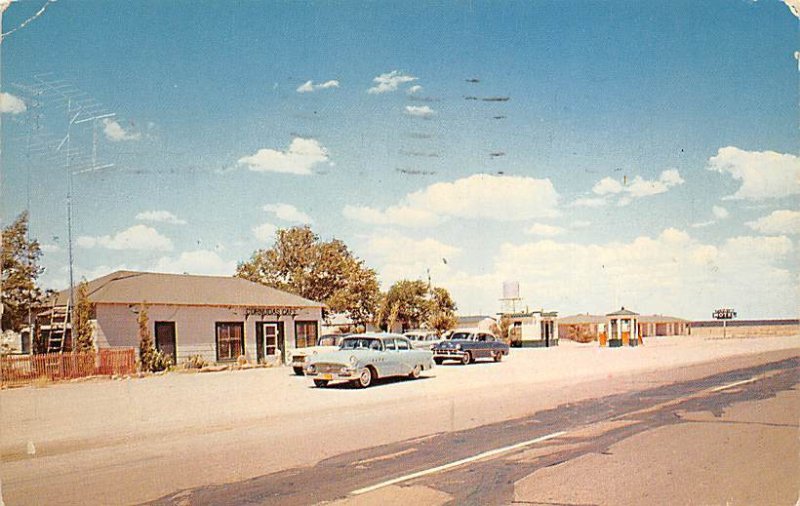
[450,332,474,340]
[340,338,383,351]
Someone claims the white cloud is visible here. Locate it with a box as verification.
[525,223,565,237]
[480,229,796,319]
[407,85,423,95]
[263,203,313,224]
[746,210,800,235]
[0,92,26,114]
[238,138,330,175]
[152,250,236,276]
[691,220,715,229]
[252,222,278,242]
[344,174,559,228]
[363,232,461,287]
[296,79,340,93]
[712,205,729,220]
[77,225,173,251]
[592,177,623,195]
[135,210,186,225]
[404,105,435,118]
[367,70,418,94]
[571,220,592,228]
[571,197,607,208]
[707,146,800,200]
[102,118,140,141]
[588,169,684,205]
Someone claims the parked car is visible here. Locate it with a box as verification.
[304,333,434,388]
[432,328,509,365]
[289,334,348,375]
[403,330,443,350]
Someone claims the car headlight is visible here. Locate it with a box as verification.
[455,344,462,350]
[306,364,316,373]
[349,355,358,366]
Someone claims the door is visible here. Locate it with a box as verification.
[263,323,279,359]
[155,322,177,364]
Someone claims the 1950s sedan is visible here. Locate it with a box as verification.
[432,328,509,365]
[305,333,434,388]
[289,334,348,375]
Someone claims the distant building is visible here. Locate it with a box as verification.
[689,319,799,338]
[38,270,323,365]
[455,315,497,331]
[558,310,689,344]
[502,310,559,347]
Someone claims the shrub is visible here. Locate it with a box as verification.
[184,354,208,370]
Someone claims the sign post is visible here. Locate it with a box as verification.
[712,308,737,339]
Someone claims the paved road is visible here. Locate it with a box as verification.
[144,355,799,505]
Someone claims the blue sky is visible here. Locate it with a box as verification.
[1,0,798,319]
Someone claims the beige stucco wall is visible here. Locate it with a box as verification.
[94,304,322,365]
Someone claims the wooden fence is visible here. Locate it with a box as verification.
[0,349,137,387]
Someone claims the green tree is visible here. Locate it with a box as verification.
[1,212,44,331]
[426,286,458,335]
[380,280,430,332]
[72,279,94,353]
[137,302,170,372]
[237,226,380,324]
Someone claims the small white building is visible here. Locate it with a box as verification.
[504,310,559,347]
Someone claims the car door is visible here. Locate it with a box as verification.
[394,337,414,375]
[381,338,400,376]
[477,333,492,358]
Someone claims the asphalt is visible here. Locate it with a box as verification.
[143,355,799,506]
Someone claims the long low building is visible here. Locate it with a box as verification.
[40,270,323,365]
[689,319,799,338]
[559,312,689,343]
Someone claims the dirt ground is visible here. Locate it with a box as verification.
[0,334,797,505]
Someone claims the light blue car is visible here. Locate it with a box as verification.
[304,333,435,388]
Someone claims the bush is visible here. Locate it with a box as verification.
[184,354,208,370]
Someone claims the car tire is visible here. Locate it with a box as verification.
[357,367,373,388]
[493,351,503,362]
[313,379,329,388]
[434,358,444,365]
[409,364,422,379]
[461,352,471,365]
[293,367,305,375]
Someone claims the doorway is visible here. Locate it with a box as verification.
[256,321,285,364]
[155,321,177,363]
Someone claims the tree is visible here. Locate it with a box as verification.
[72,279,94,353]
[1,212,44,331]
[137,302,170,372]
[237,226,380,324]
[426,286,458,335]
[379,280,430,332]
[492,315,513,345]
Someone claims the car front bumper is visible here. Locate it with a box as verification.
[433,349,468,359]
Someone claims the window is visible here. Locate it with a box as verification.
[385,339,397,351]
[295,321,318,348]
[216,322,244,362]
[396,339,410,351]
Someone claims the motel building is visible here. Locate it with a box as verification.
[38,270,323,365]
[558,308,689,346]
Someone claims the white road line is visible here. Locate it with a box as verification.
[349,430,567,496]
[709,377,758,392]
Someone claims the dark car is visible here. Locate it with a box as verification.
[432,328,509,365]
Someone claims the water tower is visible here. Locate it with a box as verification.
[500,281,523,314]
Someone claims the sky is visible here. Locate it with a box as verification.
[1,0,798,320]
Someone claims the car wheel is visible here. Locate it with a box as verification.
[409,364,422,379]
[493,351,503,362]
[434,358,444,365]
[357,367,373,388]
[293,367,305,375]
[461,352,471,365]
[313,379,329,388]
